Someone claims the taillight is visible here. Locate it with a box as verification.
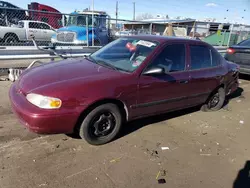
[227,48,235,54]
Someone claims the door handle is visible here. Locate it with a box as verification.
[179,80,189,84]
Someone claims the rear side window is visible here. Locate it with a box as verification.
[211,50,222,66]
[190,45,212,70]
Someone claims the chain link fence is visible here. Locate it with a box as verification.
[0,6,250,48]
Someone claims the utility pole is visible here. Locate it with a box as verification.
[92,0,94,46]
[116,1,118,28]
[133,2,135,20]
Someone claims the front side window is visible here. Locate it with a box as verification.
[89,38,158,72]
[190,45,212,70]
[147,44,186,73]
[18,21,24,28]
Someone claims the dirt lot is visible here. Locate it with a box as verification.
[0,76,250,188]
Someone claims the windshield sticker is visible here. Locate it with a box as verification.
[132,61,142,67]
[136,40,156,47]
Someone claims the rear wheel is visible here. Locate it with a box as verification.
[201,87,225,112]
[4,34,19,44]
[79,103,122,145]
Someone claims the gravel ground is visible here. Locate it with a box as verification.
[0,76,250,188]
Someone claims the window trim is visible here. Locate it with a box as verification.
[141,42,188,75]
[188,44,222,72]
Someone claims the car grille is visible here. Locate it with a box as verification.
[56,32,76,42]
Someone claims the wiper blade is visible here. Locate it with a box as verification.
[86,56,122,72]
[85,56,96,63]
[97,60,119,71]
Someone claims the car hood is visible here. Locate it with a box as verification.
[18,58,119,93]
[57,26,95,33]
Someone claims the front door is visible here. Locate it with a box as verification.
[28,22,43,41]
[39,23,55,41]
[134,43,192,117]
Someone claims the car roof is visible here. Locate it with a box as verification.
[125,35,207,45]
[20,20,50,24]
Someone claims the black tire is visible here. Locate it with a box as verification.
[201,87,226,112]
[79,103,122,145]
[4,34,18,44]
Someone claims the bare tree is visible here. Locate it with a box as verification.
[136,13,154,20]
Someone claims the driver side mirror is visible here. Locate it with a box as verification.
[143,67,165,75]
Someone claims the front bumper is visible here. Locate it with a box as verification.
[9,83,79,134]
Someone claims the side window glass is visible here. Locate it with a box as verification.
[40,23,50,30]
[211,50,222,67]
[190,45,211,70]
[29,22,39,29]
[148,44,186,73]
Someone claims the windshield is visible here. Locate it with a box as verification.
[90,38,159,72]
[67,14,101,27]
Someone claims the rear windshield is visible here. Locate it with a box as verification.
[238,39,250,46]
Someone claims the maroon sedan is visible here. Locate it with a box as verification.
[9,36,239,145]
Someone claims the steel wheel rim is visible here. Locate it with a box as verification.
[208,93,220,108]
[90,111,116,138]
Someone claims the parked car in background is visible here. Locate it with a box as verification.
[225,38,250,75]
[0,20,55,43]
[9,36,239,145]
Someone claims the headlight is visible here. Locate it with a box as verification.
[26,93,62,109]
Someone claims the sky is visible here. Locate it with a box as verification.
[6,0,250,24]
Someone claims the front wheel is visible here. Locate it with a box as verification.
[79,103,122,145]
[201,87,226,112]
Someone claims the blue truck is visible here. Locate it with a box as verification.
[51,10,111,46]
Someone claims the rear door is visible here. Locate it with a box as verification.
[187,44,223,105]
